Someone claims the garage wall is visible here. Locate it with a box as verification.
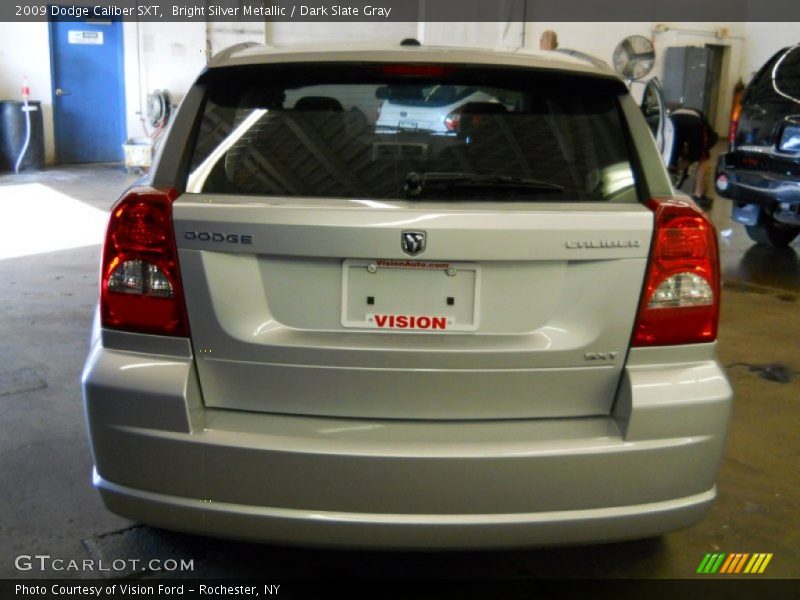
[123,22,207,143]
[0,23,55,164]
[420,22,524,47]
[525,22,653,62]
[742,23,798,79]
[268,22,417,46]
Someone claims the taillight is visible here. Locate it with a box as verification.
[100,186,189,337]
[370,64,458,78]
[729,99,742,146]
[632,198,720,347]
[444,107,463,131]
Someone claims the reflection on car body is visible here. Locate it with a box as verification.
[376,84,505,134]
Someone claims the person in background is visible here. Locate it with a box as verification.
[669,107,718,209]
[540,30,558,51]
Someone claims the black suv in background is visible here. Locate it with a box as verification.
[716,45,800,247]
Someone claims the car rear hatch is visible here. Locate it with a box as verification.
[173,61,654,420]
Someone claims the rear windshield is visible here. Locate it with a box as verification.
[187,63,638,202]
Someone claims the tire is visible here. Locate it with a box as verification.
[669,166,688,189]
[745,217,800,247]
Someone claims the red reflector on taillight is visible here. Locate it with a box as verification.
[632,198,720,347]
[101,187,189,337]
[371,64,458,78]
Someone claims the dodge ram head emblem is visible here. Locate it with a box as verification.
[401,231,426,256]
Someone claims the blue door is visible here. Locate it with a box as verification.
[50,14,126,163]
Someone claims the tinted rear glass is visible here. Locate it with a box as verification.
[187,63,638,202]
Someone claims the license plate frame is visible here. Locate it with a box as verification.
[341,259,480,332]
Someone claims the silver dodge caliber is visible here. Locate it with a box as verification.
[83,44,732,548]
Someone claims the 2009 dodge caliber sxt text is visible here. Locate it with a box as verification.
[82,43,733,548]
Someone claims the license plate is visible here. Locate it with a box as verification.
[398,119,418,130]
[341,259,480,332]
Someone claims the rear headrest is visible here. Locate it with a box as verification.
[294,96,344,112]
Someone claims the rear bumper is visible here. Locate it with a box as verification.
[715,152,800,207]
[83,330,732,549]
[95,471,716,548]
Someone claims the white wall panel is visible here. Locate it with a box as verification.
[0,23,55,163]
[267,22,417,46]
[123,22,206,142]
[207,21,266,57]
[741,22,798,81]
[420,21,523,48]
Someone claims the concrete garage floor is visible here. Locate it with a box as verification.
[0,161,798,580]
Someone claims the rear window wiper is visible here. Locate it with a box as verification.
[404,172,564,198]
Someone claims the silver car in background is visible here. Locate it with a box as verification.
[83,44,732,548]
[375,84,501,133]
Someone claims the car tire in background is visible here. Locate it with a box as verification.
[745,217,800,247]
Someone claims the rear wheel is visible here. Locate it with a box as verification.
[669,166,689,189]
[745,217,800,247]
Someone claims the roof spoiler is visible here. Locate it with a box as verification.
[209,42,265,67]
[554,48,612,72]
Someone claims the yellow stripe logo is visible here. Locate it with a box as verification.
[697,552,773,574]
